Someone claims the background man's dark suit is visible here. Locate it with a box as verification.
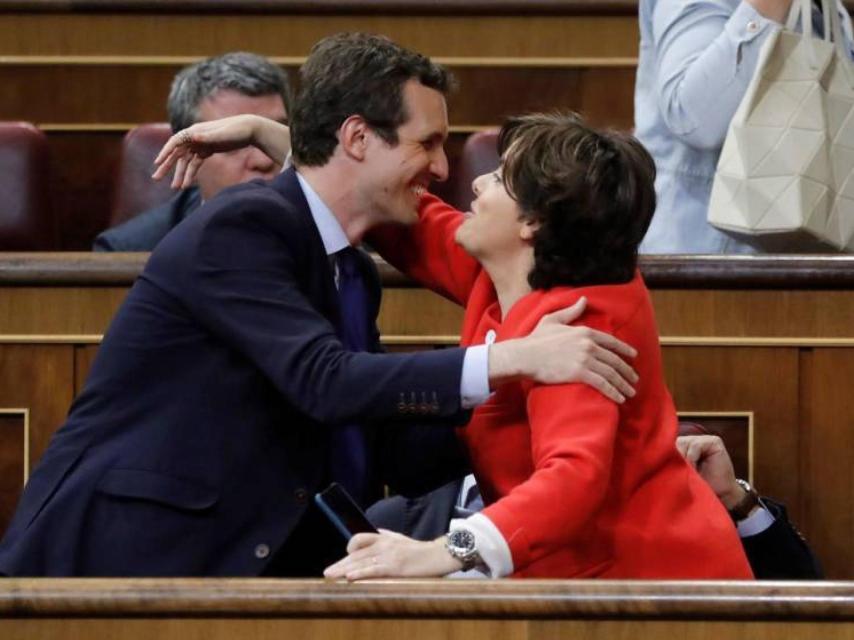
[0,168,468,576]
[93,187,202,252]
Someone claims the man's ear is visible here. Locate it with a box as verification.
[520,218,540,242]
[338,115,370,161]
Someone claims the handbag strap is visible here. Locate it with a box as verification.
[784,0,852,71]
[825,0,854,88]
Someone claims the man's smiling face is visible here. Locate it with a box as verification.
[360,79,449,226]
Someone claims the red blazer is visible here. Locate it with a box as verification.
[371,194,753,579]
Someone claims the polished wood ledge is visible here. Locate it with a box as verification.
[0,579,853,619]
[1,252,853,289]
[3,1,853,16]
[0,1,640,15]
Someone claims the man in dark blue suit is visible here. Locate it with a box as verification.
[94,52,290,252]
[0,34,637,577]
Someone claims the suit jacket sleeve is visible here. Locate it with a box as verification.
[741,499,824,579]
[366,480,463,541]
[93,189,200,252]
[366,194,482,306]
[152,192,468,426]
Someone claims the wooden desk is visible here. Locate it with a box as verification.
[2,579,854,639]
[1,254,853,576]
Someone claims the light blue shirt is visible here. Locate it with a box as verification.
[636,0,854,254]
[295,172,490,408]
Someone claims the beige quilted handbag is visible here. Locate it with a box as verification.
[708,0,854,251]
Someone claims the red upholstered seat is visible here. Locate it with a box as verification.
[677,421,710,437]
[109,123,174,228]
[445,129,500,212]
[0,122,58,250]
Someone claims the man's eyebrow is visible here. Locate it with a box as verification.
[424,131,447,143]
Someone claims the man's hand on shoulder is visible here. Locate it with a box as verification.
[487,296,639,403]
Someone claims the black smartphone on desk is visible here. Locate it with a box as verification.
[315,482,379,541]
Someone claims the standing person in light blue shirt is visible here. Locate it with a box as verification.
[636,0,854,254]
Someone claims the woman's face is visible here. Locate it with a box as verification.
[454,167,533,262]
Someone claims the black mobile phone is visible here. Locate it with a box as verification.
[315,482,379,541]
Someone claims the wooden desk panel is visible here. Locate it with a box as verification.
[4,579,854,640]
[6,618,854,640]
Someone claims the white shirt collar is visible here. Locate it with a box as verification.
[296,171,350,256]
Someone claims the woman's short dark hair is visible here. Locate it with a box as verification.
[291,33,453,167]
[498,112,657,289]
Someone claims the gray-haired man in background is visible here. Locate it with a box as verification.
[94,51,291,251]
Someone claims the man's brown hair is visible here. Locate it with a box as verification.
[291,33,453,167]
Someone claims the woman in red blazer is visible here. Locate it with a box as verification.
[326,112,753,580]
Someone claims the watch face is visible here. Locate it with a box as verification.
[448,529,476,552]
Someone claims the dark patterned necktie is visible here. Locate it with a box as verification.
[329,247,369,504]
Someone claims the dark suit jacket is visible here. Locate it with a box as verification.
[367,480,824,580]
[93,187,201,252]
[741,499,823,579]
[0,168,468,577]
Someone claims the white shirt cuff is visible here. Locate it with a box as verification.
[460,345,491,409]
[449,512,513,578]
[736,503,776,537]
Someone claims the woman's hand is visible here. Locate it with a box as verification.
[324,530,462,581]
[152,114,290,189]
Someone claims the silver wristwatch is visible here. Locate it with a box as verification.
[445,529,481,571]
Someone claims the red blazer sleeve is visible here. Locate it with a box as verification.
[481,382,618,571]
[366,194,481,306]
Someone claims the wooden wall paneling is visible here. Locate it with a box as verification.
[651,290,854,339]
[377,288,463,338]
[0,64,179,124]
[375,288,854,342]
[802,348,854,579]
[377,287,854,343]
[0,62,637,128]
[0,344,74,534]
[660,346,801,521]
[0,14,640,58]
[532,621,854,640]
[74,344,100,396]
[0,0,641,12]
[0,287,127,334]
[446,65,636,129]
